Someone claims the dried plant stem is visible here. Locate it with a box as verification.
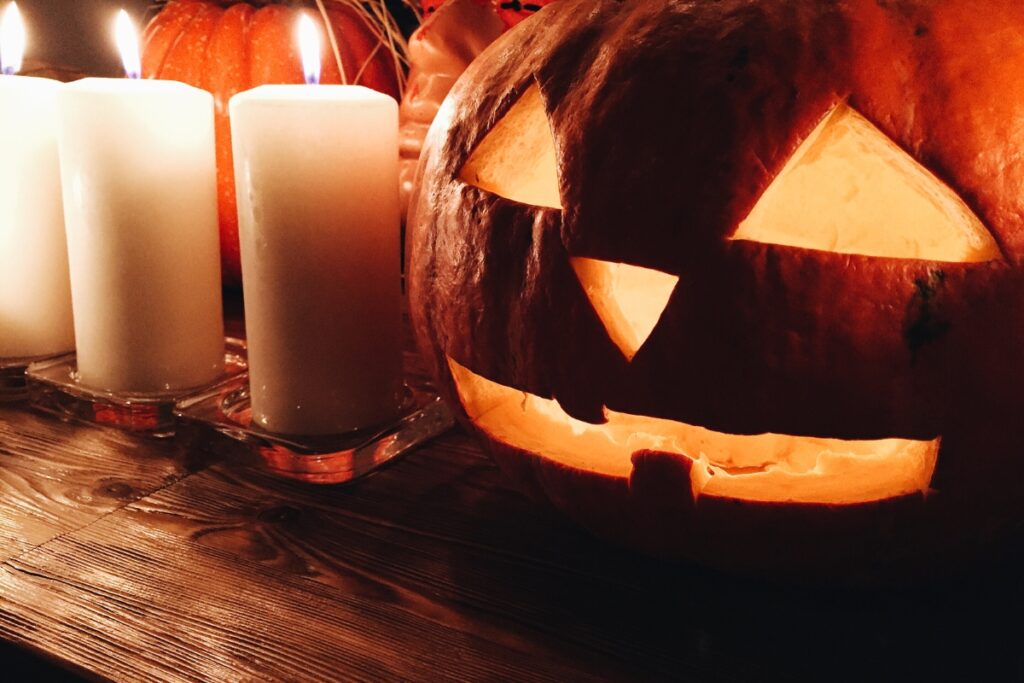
[323,0,413,97]
[315,0,349,84]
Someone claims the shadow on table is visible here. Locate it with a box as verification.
[1,642,87,682]
[178,416,1024,682]
[445,484,1024,682]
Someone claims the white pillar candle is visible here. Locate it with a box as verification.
[0,3,74,360]
[56,11,223,393]
[230,17,402,435]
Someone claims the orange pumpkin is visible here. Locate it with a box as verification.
[143,0,402,287]
[409,0,1024,579]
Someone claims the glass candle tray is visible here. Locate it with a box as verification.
[25,338,249,438]
[174,376,456,485]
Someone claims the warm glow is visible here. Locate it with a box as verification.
[298,14,321,85]
[115,9,141,80]
[0,2,24,76]
[448,357,939,505]
[733,103,1000,262]
[459,84,561,209]
[570,257,678,361]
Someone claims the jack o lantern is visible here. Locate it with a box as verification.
[408,0,1024,577]
[142,0,402,286]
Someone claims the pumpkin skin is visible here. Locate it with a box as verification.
[142,0,401,287]
[408,0,1024,578]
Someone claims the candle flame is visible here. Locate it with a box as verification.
[115,9,141,80]
[298,14,321,85]
[0,2,24,76]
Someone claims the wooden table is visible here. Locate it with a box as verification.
[2,302,1024,681]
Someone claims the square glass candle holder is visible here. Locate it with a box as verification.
[25,338,249,438]
[174,375,455,484]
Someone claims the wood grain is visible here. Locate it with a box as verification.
[0,404,205,563]
[0,435,711,682]
[0,296,242,567]
[8,427,1024,683]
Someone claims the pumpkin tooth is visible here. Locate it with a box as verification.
[629,450,705,507]
[551,387,605,426]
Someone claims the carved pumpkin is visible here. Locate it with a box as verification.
[142,0,402,286]
[408,0,1024,577]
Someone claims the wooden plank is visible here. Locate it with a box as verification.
[0,459,622,680]
[0,404,205,563]
[0,426,748,682]
[0,293,246,564]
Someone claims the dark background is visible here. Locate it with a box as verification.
[17,0,152,75]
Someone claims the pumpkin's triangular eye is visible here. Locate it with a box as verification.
[733,104,1000,262]
[459,84,562,209]
[570,257,679,362]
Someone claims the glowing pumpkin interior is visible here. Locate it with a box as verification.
[569,257,678,361]
[448,88,1007,505]
[449,357,939,504]
[733,103,1000,262]
[459,85,562,209]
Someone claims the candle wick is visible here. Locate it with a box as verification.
[127,70,141,80]
[305,73,319,86]
[1,65,12,76]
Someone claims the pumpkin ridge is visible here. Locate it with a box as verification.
[198,5,227,96]
[326,4,376,89]
[161,2,220,81]
[239,4,253,94]
[339,3,379,84]
[142,1,204,79]
[352,38,384,87]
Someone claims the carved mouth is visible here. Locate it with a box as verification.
[447,357,939,505]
